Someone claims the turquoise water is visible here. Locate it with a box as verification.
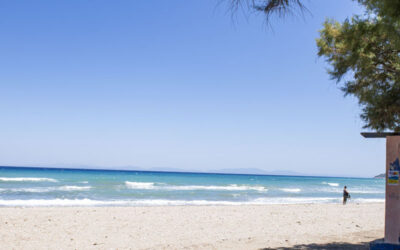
[0,167,385,206]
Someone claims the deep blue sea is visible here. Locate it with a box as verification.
[0,167,385,206]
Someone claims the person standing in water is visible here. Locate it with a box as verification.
[343,186,350,205]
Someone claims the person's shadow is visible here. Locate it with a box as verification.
[260,240,373,249]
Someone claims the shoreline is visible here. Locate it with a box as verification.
[0,203,384,249]
[0,201,385,208]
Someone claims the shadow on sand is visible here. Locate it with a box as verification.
[261,241,373,250]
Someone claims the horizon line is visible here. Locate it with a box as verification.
[0,165,375,179]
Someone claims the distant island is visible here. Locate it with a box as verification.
[374,173,385,178]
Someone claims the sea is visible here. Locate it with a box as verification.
[0,166,385,206]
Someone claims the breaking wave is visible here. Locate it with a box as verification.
[322,182,339,187]
[0,186,92,193]
[124,182,267,192]
[125,182,156,189]
[0,177,58,182]
[57,186,92,191]
[280,188,301,193]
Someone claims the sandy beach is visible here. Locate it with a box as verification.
[0,203,383,249]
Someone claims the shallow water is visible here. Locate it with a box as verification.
[0,166,384,206]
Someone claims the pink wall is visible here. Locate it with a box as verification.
[385,136,400,243]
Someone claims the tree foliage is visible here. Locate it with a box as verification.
[230,0,307,22]
[236,0,400,132]
[316,0,400,132]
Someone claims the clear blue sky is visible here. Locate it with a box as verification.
[0,0,385,177]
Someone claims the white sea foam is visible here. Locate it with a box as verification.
[280,188,301,193]
[0,186,92,193]
[322,182,339,187]
[316,186,384,194]
[0,199,111,206]
[349,189,384,194]
[124,182,267,192]
[164,184,267,192]
[57,186,92,191]
[8,188,52,193]
[252,197,382,204]
[125,181,156,189]
[252,197,339,204]
[0,197,384,207]
[0,199,240,206]
[311,187,341,193]
[352,198,385,203]
[0,177,57,182]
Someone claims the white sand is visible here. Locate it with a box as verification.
[0,203,384,249]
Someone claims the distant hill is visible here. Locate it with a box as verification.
[374,173,385,178]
